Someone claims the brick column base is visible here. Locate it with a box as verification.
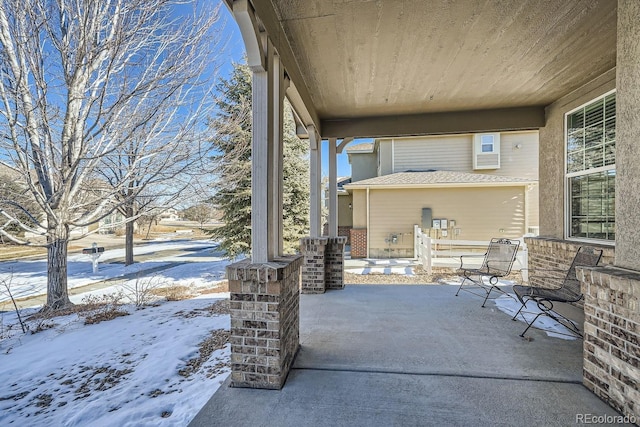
[300,237,328,294]
[325,236,347,290]
[578,265,640,421]
[227,255,302,390]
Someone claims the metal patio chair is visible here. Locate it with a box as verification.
[455,238,520,307]
[511,246,603,338]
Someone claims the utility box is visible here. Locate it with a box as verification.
[421,208,432,230]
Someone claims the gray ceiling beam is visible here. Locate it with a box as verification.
[320,106,546,139]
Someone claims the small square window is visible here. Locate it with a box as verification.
[481,135,494,153]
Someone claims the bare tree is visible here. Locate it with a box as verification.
[182,202,214,229]
[0,0,222,309]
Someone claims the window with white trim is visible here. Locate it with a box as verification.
[473,133,500,169]
[566,91,615,241]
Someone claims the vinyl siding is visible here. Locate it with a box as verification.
[352,189,367,228]
[385,131,538,179]
[338,194,353,227]
[367,187,526,255]
[493,132,539,180]
[378,140,393,175]
[392,135,473,172]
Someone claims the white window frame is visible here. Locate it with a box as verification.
[563,89,616,245]
[473,133,501,169]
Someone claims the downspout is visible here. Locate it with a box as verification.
[366,187,370,258]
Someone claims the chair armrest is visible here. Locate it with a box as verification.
[458,253,486,270]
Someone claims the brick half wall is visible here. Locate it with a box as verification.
[525,237,614,305]
[578,266,640,421]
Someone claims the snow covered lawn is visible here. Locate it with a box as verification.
[0,240,223,302]
[0,246,233,427]
[0,294,230,426]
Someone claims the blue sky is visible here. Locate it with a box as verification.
[217,4,365,178]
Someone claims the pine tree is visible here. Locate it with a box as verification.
[208,62,309,258]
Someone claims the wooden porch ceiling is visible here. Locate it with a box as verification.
[228,0,617,138]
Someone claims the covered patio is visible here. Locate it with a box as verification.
[190,285,628,426]
[214,0,638,422]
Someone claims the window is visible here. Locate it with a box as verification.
[473,133,500,169]
[566,91,615,242]
[481,135,494,153]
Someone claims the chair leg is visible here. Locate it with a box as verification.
[481,285,493,307]
[455,277,469,296]
[520,312,544,337]
[512,301,526,321]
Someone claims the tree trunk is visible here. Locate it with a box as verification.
[125,204,135,266]
[46,224,72,310]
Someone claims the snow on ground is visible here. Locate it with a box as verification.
[0,240,222,302]
[494,293,578,340]
[0,295,230,426]
[346,258,417,276]
[0,254,233,427]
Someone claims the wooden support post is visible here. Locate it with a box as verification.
[269,44,284,258]
[309,126,322,237]
[328,138,338,237]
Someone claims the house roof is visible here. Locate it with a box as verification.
[344,171,535,189]
[345,143,374,153]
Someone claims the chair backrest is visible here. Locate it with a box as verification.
[482,238,520,277]
[561,246,603,297]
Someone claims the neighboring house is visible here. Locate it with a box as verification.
[158,208,179,222]
[342,131,539,258]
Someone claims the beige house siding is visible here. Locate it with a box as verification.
[378,131,538,177]
[538,69,616,238]
[351,189,367,228]
[526,184,539,229]
[494,132,539,180]
[390,135,472,172]
[378,140,393,175]
[367,187,526,257]
[337,193,353,227]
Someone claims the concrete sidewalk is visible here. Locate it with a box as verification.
[190,285,628,426]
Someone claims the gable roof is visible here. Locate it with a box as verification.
[344,171,535,189]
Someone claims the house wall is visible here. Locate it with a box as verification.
[378,140,393,175]
[349,152,377,182]
[366,186,526,258]
[351,190,367,228]
[538,68,616,238]
[337,194,353,227]
[377,131,538,178]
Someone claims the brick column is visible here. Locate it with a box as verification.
[349,228,367,259]
[325,236,347,290]
[300,237,328,294]
[227,255,302,390]
[578,266,640,421]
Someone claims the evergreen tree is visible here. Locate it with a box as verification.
[208,63,309,258]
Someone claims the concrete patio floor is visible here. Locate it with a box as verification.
[189,285,629,426]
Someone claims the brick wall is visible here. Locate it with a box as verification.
[325,236,347,290]
[578,266,640,421]
[322,224,352,245]
[227,255,302,389]
[524,237,614,299]
[350,228,367,258]
[299,237,328,294]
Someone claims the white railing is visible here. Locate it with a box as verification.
[413,224,528,280]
